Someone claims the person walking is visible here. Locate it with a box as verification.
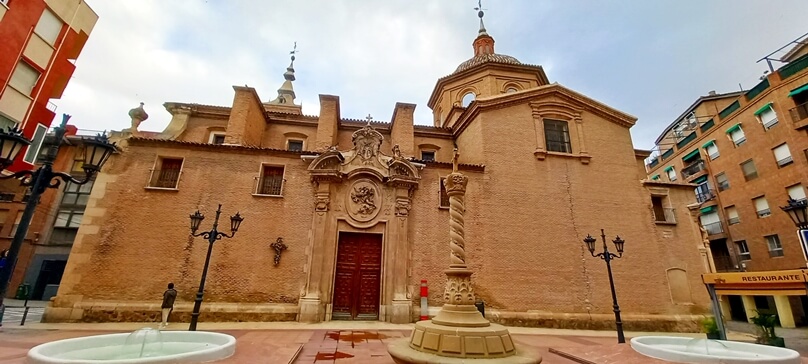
[160,283,177,328]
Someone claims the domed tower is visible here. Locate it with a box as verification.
[428,6,549,128]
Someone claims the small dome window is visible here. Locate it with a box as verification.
[461,92,476,107]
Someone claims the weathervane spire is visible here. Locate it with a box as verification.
[289,41,298,68]
[474,0,487,35]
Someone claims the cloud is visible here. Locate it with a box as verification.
[57,0,808,150]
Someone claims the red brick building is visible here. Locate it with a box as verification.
[0,0,97,298]
[645,37,808,328]
[0,0,97,172]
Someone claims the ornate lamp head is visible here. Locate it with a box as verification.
[583,234,597,255]
[229,212,244,233]
[81,133,117,173]
[612,236,625,254]
[189,210,205,233]
[0,126,31,169]
[781,198,808,230]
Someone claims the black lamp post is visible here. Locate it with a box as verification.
[0,114,116,325]
[584,229,626,344]
[187,204,243,331]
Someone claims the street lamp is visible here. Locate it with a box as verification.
[187,204,243,331]
[780,198,808,230]
[0,114,117,325]
[583,229,626,344]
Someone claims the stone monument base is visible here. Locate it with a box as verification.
[387,320,542,363]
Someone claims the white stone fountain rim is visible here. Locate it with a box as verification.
[630,336,801,364]
[27,331,236,364]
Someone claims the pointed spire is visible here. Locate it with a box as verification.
[270,42,298,105]
[472,1,494,56]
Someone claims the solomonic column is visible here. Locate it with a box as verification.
[388,149,541,363]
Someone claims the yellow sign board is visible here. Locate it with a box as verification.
[703,270,808,285]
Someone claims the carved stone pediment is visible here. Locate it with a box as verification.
[307,124,421,187]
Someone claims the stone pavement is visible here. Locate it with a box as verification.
[0,321,805,363]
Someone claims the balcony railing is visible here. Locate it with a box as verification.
[757,208,771,218]
[653,208,676,224]
[696,190,716,203]
[682,160,706,179]
[703,221,724,235]
[789,102,808,123]
[728,216,740,225]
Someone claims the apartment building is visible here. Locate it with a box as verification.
[646,42,808,327]
[0,0,97,172]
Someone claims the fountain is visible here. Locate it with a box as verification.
[27,327,236,364]
[631,336,800,364]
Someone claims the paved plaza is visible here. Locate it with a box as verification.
[1,320,807,363]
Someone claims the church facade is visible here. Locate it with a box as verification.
[44,18,713,330]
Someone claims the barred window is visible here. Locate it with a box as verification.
[544,119,571,153]
[150,157,183,189]
[258,165,284,196]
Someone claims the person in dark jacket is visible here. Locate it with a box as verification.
[160,283,177,328]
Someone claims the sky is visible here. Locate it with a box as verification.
[56,0,808,151]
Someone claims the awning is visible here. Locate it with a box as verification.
[753,102,773,116]
[700,205,717,214]
[682,149,700,162]
[693,175,708,184]
[725,123,742,134]
[651,174,660,180]
[701,140,715,149]
[663,166,674,172]
[788,84,808,97]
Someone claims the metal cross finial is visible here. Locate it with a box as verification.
[474,0,486,16]
[365,114,373,125]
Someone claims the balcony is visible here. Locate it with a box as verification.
[696,189,716,203]
[790,102,808,129]
[653,208,676,224]
[703,221,724,235]
[682,160,706,179]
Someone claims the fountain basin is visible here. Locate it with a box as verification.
[28,330,236,364]
[630,336,800,364]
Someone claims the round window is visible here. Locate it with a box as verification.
[506,87,518,93]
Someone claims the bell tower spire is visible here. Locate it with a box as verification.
[269,42,298,105]
[472,1,494,56]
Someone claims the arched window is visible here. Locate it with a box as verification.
[461,92,476,107]
[505,87,518,93]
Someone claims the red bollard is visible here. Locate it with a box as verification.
[420,279,428,321]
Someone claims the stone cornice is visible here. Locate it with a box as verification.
[452,83,637,137]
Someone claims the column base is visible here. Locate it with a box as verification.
[298,297,323,323]
[387,320,541,363]
[391,299,412,324]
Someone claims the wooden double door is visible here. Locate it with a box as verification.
[332,233,382,320]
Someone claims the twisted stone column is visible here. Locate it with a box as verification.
[447,173,467,268]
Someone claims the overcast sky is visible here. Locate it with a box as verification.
[56,1,808,150]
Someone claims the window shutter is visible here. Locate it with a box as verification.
[759,107,778,128]
[34,10,63,45]
[730,128,745,143]
[9,62,40,94]
[788,184,807,201]
[706,143,719,157]
[773,144,792,161]
[726,207,739,220]
[754,197,769,212]
[699,212,720,225]
[741,161,756,175]
[23,124,48,164]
